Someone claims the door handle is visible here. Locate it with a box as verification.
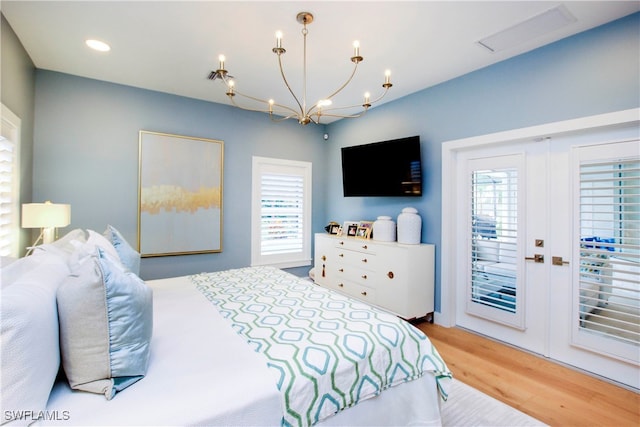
[552,256,570,266]
[525,254,544,263]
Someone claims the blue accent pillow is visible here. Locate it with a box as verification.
[57,247,152,400]
[104,225,141,276]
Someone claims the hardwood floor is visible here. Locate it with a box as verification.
[417,322,639,426]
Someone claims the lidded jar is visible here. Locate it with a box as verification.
[397,207,421,244]
[372,216,396,242]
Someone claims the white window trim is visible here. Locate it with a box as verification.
[1,104,21,258]
[251,156,312,269]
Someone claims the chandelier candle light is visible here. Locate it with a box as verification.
[209,12,393,125]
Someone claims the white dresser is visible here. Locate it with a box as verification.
[313,233,435,320]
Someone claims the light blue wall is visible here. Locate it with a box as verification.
[31,13,638,302]
[323,12,640,311]
[33,72,328,279]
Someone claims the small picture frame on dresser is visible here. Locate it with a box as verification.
[328,223,341,235]
[356,221,373,239]
[343,221,359,237]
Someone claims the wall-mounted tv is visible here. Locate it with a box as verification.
[341,136,422,197]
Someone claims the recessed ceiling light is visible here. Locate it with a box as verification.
[85,39,111,52]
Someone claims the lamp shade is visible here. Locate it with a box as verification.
[21,202,71,228]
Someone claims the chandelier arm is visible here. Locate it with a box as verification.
[270,102,304,117]
[220,75,268,106]
[319,86,390,114]
[227,92,298,117]
[226,95,271,114]
[365,86,392,105]
[220,75,300,116]
[276,53,305,117]
[306,62,360,118]
[270,113,300,123]
[232,91,300,116]
[318,110,369,119]
[322,62,360,103]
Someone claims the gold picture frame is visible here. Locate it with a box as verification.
[138,130,224,257]
[343,221,359,237]
[356,220,373,239]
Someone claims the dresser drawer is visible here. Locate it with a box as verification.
[334,264,374,287]
[334,280,377,302]
[336,250,375,270]
[334,238,376,254]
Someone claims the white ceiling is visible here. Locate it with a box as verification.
[3,1,639,123]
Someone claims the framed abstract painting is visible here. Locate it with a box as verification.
[138,131,224,257]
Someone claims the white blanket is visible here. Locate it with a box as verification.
[45,270,446,426]
[192,266,451,426]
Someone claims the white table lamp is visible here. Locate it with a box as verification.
[22,201,71,252]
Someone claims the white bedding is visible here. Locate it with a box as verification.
[45,270,446,426]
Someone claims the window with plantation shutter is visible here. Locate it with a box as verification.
[470,167,519,314]
[251,156,312,268]
[0,105,21,258]
[578,154,639,345]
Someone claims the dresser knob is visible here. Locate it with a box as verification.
[361,258,367,263]
[362,245,368,250]
[339,253,344,257]
[339,241,344,245]
[339,283,344,287]
[339,268,344,272]
[361,274,367,279]
[361,291,367,296]
[321,255,326,261]
[387,271,394,279]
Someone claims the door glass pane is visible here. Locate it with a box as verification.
[471,168,518,313]
[579,158,640,345]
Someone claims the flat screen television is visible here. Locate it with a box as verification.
[341,136,422,197]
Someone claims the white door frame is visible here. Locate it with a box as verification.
[439,108,640,327]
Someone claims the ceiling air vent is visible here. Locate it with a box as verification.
[477,5,577,53]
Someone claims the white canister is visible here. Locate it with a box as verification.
[372,216,396,242]
[397,207,421,244]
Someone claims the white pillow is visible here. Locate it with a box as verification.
[0,258,70,424]
[57,247,153,400]
[1,256,36,290]
[0,256,17,268]
[1,229,86,289]
[86,229,119,260]
[33,228,88,259]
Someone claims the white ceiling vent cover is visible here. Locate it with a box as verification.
[477,5,577,53]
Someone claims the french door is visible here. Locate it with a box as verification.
[452,122,639,389]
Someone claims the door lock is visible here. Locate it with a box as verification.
[525,254,544,263]
[552,256,570,266]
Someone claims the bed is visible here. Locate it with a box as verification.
[1,228,451,426]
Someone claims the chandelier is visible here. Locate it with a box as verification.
[208,12,393,126]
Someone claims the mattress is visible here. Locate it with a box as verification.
[45,267,449,426]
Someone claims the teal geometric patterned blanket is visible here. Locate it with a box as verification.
[191,266,452,427]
